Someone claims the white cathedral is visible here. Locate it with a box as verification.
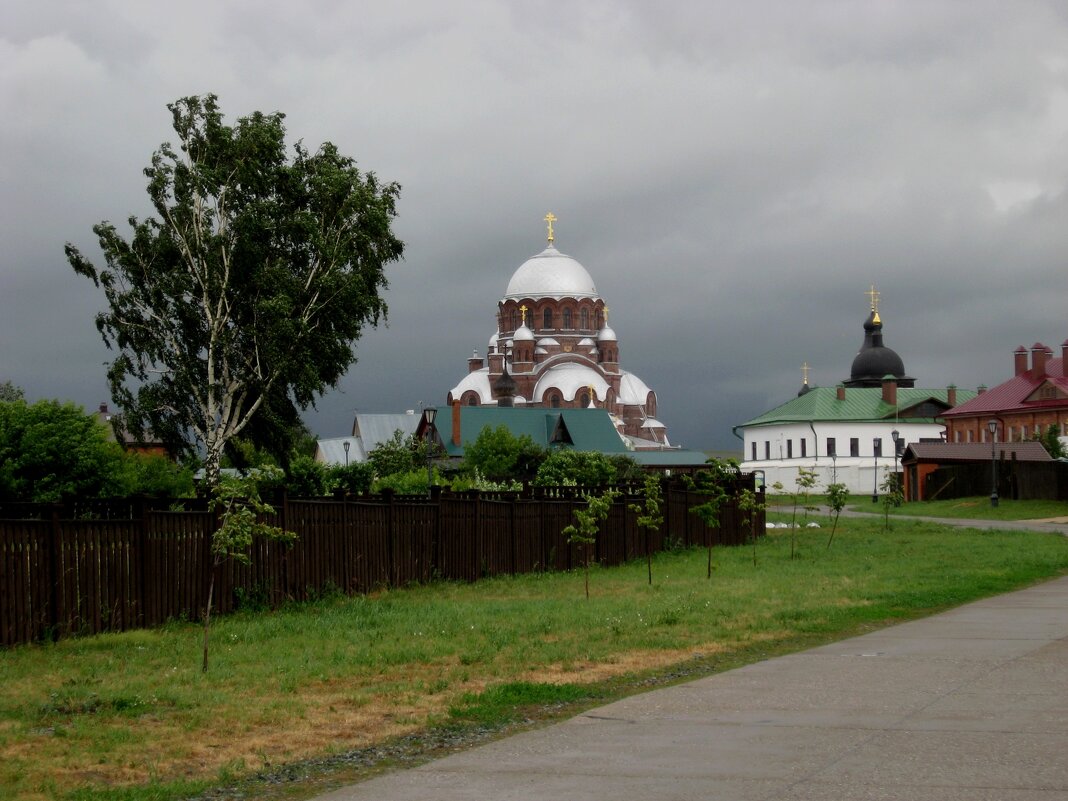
[447,214,670,448]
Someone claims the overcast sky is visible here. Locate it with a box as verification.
[2,1,1066,451]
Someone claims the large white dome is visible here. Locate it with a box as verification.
[503,245,598,300]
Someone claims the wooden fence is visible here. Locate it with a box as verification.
[0,478,762,647]
[924,460,1068,502]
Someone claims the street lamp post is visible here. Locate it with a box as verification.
[988,419,999,507]
[424,407,437,496]
[343,440,350,467]
[872,438,879,503]
[891,429,901,506]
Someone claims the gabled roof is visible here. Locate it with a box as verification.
[902,441,1053,464]
[424,407,628,457]
[942,355,1067,418]
[740,386,976,428]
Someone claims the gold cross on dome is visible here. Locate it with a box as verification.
[802,362,810,385]
[603,305,610,324]
[544,212,557,244]
[866,284,881,312]
[519,305,528,325]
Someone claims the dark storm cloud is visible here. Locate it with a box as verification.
[2,0,1065,450]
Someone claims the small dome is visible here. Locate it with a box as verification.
[488,331,499,349]
[513,323,534,342]
[504,245,599,300]
[537,337,560,347]
[598,325,617,342]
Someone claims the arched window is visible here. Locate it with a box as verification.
[549,394,560,408]
[581,308,589,330]
[542,308,552,330]
[579,391,589,407]
[509,310,517,331]
[562,308,572,329]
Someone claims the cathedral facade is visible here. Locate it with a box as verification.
[447,216,669,447]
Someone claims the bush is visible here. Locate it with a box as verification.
[533,450,619,487]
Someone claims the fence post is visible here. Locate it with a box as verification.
[49,504,62,642]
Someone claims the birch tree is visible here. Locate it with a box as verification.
[67,95,404,485]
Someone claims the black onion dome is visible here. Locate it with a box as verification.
[845,310,914,388]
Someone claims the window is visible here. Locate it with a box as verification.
[786,440,793,458]
[751,442,757,460]
[581,308,589,330]
[765,441,771,459]
[873,438,882,457]
[800,439,807,458]
[849,438,859,457]
[543,308,553,330]
[826,438,836,457]
[578,391,589,407]
[966,430,973,443]
[562,308,572,329]
[954,430,961,443]
[549,394,560,408]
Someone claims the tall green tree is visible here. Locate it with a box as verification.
[0,399,128,502]
[463,425,545,482]
[67,95,404,486]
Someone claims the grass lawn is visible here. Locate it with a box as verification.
[846,496,1068,520]
[2,515,1067,801]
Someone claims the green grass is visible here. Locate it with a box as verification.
[2,516,1067,801]
[846,496,1068,520]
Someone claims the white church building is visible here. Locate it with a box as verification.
[736,293,975,495]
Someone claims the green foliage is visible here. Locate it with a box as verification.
[285,454,330,497]
[563,488,619,599]
[203,471,294,672]
[0,380,24,402]
[0,399,129,502]
[372,468,443,495]
[121,452,195,498]
[880,470,904,530]
[533,449,618,487]
[463,425,546,482]
[685,464,733,579]
[825,482,850,549]
[1031,424,1066,459]
[367,430,424,479]
[66,94,404,486]
[737,486,766,566]
[329,461,376,495]
[790,467,819,558]
[629,474,664,584]
[449,469,523,493]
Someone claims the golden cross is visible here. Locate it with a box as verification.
[603,305,610,324]
[802,362,810,384]
[544,212,557,244]
[866,284,880,312]
[519,305,527,326]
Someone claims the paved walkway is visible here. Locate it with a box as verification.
[316,575,1068,801]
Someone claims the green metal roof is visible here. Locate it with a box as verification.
[432,407,628,456]
[739,386,977,428]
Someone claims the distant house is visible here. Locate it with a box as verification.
[94,402,168,457]
[941,340,1068,447]
[315,411,422,465]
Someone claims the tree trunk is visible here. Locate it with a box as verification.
[202,570,215,673]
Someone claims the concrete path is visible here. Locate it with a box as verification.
[315,576,1068,801]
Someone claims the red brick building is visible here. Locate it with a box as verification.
[447,218,668,447]
[941,340,1068,445]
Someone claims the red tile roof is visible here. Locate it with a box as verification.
[942,352,1067,418]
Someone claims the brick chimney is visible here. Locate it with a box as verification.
[881,376,898,406]
[977,385,987,395]
[1031,342,1048,378]
[451,400,461,447]
[1014,346,1028,375]
[836,385,846,401]
[947,384,957,407]
[468,350,484,373]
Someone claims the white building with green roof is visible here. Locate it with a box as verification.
[735,295,975,495]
